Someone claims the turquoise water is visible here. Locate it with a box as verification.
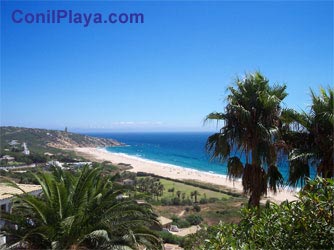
[86,132,300,182]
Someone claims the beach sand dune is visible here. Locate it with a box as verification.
[73,147,298,204]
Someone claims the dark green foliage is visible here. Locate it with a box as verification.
[182,198,193,205]
[160,198,170,206]
[0,169,40,184]
[193,204,201,212]
[171,216,191,229]
[190,190,200,203]
[227,156,243,180]
[158,231,182,245]
[172,197,181,205]
[160,198,193,206]
[206,72,288,206]
[199,193,222,204]
[209,197,219,203]
[181,229,209,250]
[177,220,191,228]
[202,177,334,249]
[281,87,334,183]
[2,166,163,249]
[136,177,164,200]
[199,198,208,204]
[185,214,203,225]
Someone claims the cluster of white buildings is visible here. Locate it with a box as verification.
[0,140,30,167]
[7,140,29,155]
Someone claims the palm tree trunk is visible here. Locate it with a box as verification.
[249,192,260,207]
[248,147,263,207]
[248,166,262,207]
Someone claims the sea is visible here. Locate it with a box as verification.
[85,132,312,184]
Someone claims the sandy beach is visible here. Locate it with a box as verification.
[72,147,298,203]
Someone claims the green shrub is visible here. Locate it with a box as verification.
[158,231,182,245]
[178,220,191,228]
[181,229,210,249]
[199,198,208,204]
[208,197,219,203]
[161,198,171,206]
[172,197,181,205]
[171,215,179,223]
[181,198,193,206]
[171,215,191,228]
[186,214,203,225]
[202,177,334,249]
[193,204,201,212]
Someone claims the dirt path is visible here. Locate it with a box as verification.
[178,210,185,217]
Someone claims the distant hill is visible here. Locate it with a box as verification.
[0,126,121,152]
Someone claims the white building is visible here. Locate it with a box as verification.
[0,155,15,163]
[22,143,30,155]
[8,140,19,147]
[46,160,63,168]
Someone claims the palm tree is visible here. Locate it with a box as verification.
[157,183,164,197]
[181,192,186,201]
[206,72,287,206]
[281,87,333,185]
[191,190,200,203]
[2,166,162,249]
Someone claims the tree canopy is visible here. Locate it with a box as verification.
[206,72,287,206]
[281,87,334,185]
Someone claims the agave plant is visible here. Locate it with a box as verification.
[206,72,286,206]
[2,166,162,249]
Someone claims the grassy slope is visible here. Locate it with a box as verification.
[159,178,229,200]
[144,177,247,225]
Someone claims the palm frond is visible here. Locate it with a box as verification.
[267,165,284,193]
[227,156,243,180]
[288,159,310,187]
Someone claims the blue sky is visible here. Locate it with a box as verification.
[1,1,333,132]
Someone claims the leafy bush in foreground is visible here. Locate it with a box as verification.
[202,177,334,250]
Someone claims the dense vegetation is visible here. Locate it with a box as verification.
[190,177,334,250]
[2,166,162,250]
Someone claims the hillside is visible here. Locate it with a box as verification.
[0,126,122,152]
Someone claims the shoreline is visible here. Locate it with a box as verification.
[72,147,298,203]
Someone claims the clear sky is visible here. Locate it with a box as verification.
[1,1,333,132]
